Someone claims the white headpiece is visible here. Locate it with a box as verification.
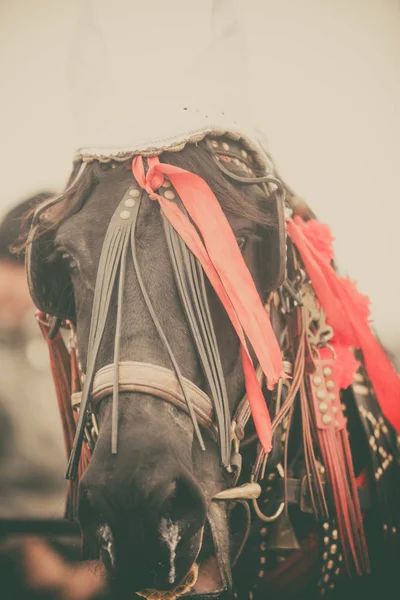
[69,0,267,164]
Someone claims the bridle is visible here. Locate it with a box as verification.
[28,134,399,598]
[28,136,288,598]
[58,139,287,482]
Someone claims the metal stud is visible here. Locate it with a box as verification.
[323,522,329,531]
[330,544,337,554]
[233,158,241,166]
[260,556,267,564]
[260,527,268,536]
[129,188,140,198]
[334,568,340,576]
[120,210,131,220]
[317,390,326,400]
[222,142,230,151]
[319,402,329,413]
[327,560,333,569]
[329,584,335,590]
[353,384,369,395]
[392,526,397,533]
[383,524,388,531]
[258,570,265,579]
[324,536,329,545]
[241,149,248,158]
[332,529,338,540]
[338,554,343,562]
[323,574,329,583]
[111,163,117,169]
[323,552,328,560]
[313,376,322,386]
[326,380,335,390]
[322,414,332,426]
[332,406,338,414]
[260,542,267,551]
[328,393,336,401]
[164,190,176,200]
[211,140,219,148]
[323,367,332,377]
[124,198,136,208]
[162,179,171,187]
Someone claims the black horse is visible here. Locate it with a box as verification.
[25,136,400,600]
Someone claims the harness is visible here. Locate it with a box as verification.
[26,135,400,599]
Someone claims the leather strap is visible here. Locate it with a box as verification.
[189,592,231,600]
[162,199,231,468]
[285,477,373,513]
[72,361,217,441]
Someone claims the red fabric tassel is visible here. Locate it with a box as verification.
[37,317,76,457]
[309,356,370,575]
[132,156,285,453]
[37,314,91,518]
[288,217,400,432]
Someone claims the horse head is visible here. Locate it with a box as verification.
[26,138,287,596]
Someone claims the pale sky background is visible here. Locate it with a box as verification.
[0,0,399,358]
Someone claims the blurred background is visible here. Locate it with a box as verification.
[1,0,399,362]
[0,0,399,518]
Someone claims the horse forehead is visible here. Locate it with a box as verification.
[56,185,158,254]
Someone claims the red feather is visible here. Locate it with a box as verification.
[288,216,400,432]
[297,218,335,264]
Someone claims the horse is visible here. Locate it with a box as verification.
[24,134,400,600]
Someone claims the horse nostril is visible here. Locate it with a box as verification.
[161,476,206,537]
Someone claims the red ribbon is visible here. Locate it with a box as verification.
[287,216,400,433]
[132,155,285,453]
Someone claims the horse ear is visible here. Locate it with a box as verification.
[26,223,75,321]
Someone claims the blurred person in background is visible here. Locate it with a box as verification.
[0,197,110,599]
[0,193,66,518]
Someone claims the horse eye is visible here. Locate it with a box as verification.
[236,236,247,252]
[60,251,78,273]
